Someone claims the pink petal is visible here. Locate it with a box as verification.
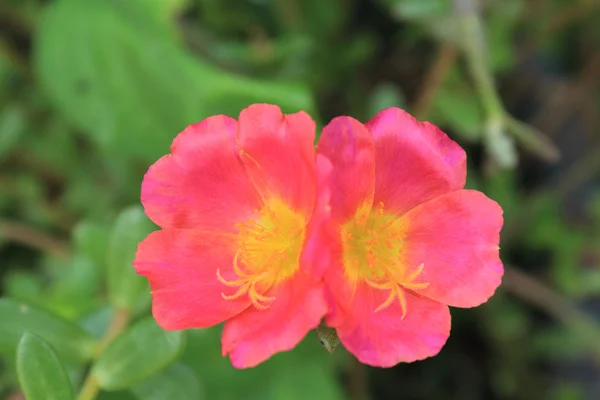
[329,281,450,367]
[134,229,250,330]
[366,108,466,215]
[317,116,376,223]
[220,155,331,368]
[141,115,262,230]
[401,190,504,308]
[237,104,317,219]
[221,269,327,368]
[299,154,334,278]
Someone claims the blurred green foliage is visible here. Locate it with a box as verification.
[1,0,600,399]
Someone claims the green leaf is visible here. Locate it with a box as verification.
[35,0,314,163]
[432,84,484,142]
[0,298,96,364]
[45,255,102,319]
[80,306,114,340]
[16,333,74,400]
[181,328,345,400]
[130,363,202,400]
[92,317,184,390]
[266,361,343,400]
[73,221,111,270]
[107,206,155,311]
[3,271,43,305]
[384,0,450,20]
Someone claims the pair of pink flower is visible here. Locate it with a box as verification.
[134,104,503,368]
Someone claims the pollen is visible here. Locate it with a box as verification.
[217,198,305,310]
[341,201,429,318]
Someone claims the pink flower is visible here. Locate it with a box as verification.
[134,104,332,368]
[317,107,504,367]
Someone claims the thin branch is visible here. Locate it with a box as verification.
[411,42,457,121]
[0,220,70,256]
[503,266,600,362]
[77,308,131,400]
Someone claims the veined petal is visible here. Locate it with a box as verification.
[221,269,327,368]
[141,115,262,230]
[237,104,317,219]
[328,280,450,367]
[317,116,375,223]
[401,190,504,308]
[367,108,466,216]
[134,229,250,330]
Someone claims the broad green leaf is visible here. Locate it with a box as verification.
[35,0,314,164]
[130,363,202,400]
[0,298,96,364]
[97,391,138,400]
[93,317,184,390]
[181,328,345,400]
[266,361,344,400]
[136,0,190,21]
[80,306,114,340]
[3,271,43,305]
[107,206,154,311]
[432,85,484,141]
[73,221,111,271]
[45,255,102,319]
[16,333,74,400]
[384,0,450,20]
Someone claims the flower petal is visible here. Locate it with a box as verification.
[328,281,450,367]
[134,229,250,330]
[299,154,334,278]
[221,269,327,368]
[141,114,262,230]
[317,116,375,223]
[237,104,316,218]
[401,190,504,308]
[366,108,466,215]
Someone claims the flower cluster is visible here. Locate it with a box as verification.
[134,104,503,368]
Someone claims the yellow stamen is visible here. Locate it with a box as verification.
[341,202,429,317]
[217,198,305,310]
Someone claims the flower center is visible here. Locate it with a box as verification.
[341,202,429,318]
[217,198,306,310]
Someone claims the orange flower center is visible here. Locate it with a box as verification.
[341,202,429,318]
[217,198,306,310]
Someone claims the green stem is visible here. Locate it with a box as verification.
[455,1,559,163]
[504,115,560,162]
[77,308,131,400]
[459,12,505,121]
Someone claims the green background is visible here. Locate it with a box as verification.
[1,0,600,399]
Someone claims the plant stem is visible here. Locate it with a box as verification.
[411,42,457,121]
[454,0,559,164]
[77,308,131,400]
[458,10,505,121]
[504,115,560,162]
[0,219,70,256]
[504,266,600,362]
